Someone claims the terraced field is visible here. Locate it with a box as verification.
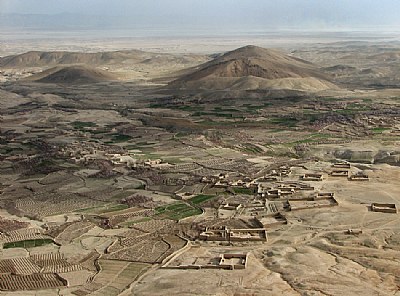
[71,259,150,296]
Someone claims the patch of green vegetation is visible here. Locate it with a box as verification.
[17,174,47,181]
[123,141,157,149]
[320,97,340,102]
[3,239,54,249]
[269,117,298,127]
[213,107,240,113]
[192,111,226,117]
[174,132,189,138]
[200,120,269,128]
[148,103,164,108]
[75,205,104,213]
[242,104,260,110]
[215,113,236,118]
[347,102,364,108]
[136,141,152,146]
[189,194,215,205]
[233,188,255,195]
[125,145,142,150]
[176,105,205,112]
[302,112,322,123]
[125,142,156,150]
[334,104,371,115]
[71,121,97,129]
[155,202,202,220]
[0,147,14,154]
[110,134,133,143]
[241,143,263,154]
[241,102,271,111]
[96,204,130,214]
[371,127,391,134]
[88,129,108,134]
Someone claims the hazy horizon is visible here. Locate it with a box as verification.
[1,0,400,35]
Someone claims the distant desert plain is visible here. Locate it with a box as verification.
[0,32,400,295]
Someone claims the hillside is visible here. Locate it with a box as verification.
[0,50,207,68]
[31,65,118,84]
[170,45,336,91]
[0,50,142,68]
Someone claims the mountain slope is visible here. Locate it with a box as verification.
[0,50,148,68]
[0,50,208,69]
[170,45,336,91]
[30,65,118,84]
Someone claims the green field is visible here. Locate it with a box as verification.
[95,204,130,214]
[189,194,215,205]
[269,117,298,127]
[155,203,202,220]
[3,239,54,249]
[77,203,130,214]
[233,187,255,195]
[110,134,133,143]
[241,143,264,154]
[71,121,97,129]
[371,127,391,134]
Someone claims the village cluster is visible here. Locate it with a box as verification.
[1,151,397,293]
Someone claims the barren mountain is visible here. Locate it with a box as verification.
[0,50,141,68]
[30,65,118,84]
[0,50,208,69]
[171,45,336,91]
